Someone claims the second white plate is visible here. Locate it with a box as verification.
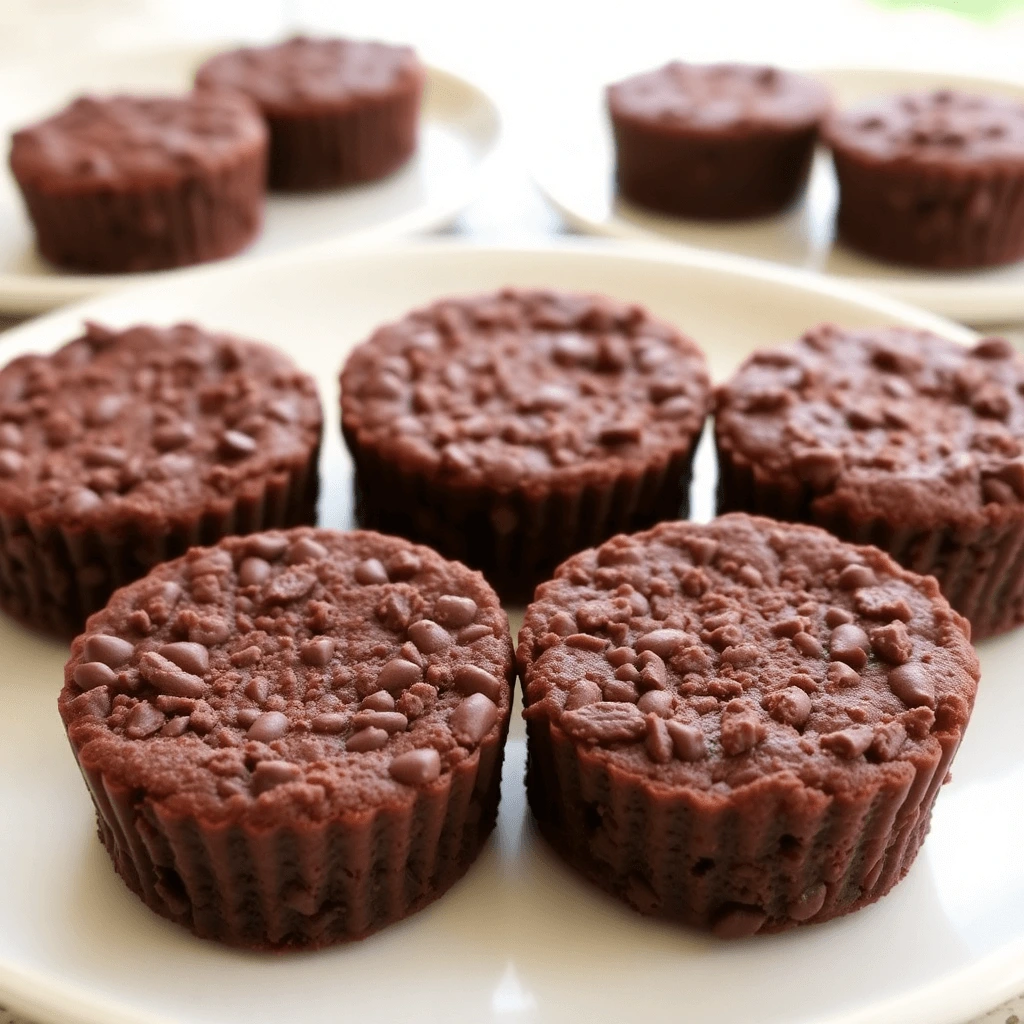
[0,44,502,313]
[531,66,1024,324]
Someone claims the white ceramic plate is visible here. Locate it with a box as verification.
[1,240,1021,1024]
[531,67,1024,325]
[0,45,502,313]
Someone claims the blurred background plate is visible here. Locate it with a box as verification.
[0,46,503,313]
[2,240,1023,1024]
[530,66,1024,324]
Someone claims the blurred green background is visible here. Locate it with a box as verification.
[871,0,1024,19]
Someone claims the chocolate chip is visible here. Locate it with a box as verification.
[638,654,667,691]
[607,646,637,668]
[559,702,646,744]
[434,595,477,627]
[238,557,272,587]
[458,624,493,644]
[286,537,328,563]
[824,607,854,627]
[564,680,603,710]
[762,686,812,728]
[139,651,207,698]
[603,679,639,703]
[83,444,127,467]
[829,624,870,669]
[888,663,935,708]
[787,883,827,922]
[838,564,874,590]
[262,568,316,604]
[387,550,421,580]
[252,760,301,794]
[73,660,117,690]
[870,721,907,761]
[247,711,289,742]
[635,629,693,658]
[235,708,260,727]
[219,429,256,458]
[246,534,288,560]
[644,714,673,763]
[161,717,190,737]
[973,337,1014,360]
[408,619,451,654]
[62,487,102,517]
[361,690,395,711]
[126,702,165,739]
[300,638,334,666]
[450,693,499,747]
[637,689,673,717]
[792,632,823,658]
[820,725,873,758]
[453,664,503,702]
[153,421,195,450]
[827,662,860,688]
[565,633,609,652]
[0,450,22,476]
[158,641,209,676]
[377,658,423,694]
[711,905,767,939]
[354,558,389,585]
[870,621,912,664]
[389,748,441,785]
[352,710,408,733]
[83,634,133,668]
[346,727,389,752]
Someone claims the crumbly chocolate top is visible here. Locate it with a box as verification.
[607,62,829,133]
[519,514,978,795]
[340,288,711,490]
[9,93,266,189]
[825,90,1024,169]
[59,528,513,826]
[0,322,321,531]
[195,36,424,114]
[716,326,1024,530]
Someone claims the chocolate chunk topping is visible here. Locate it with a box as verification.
[519,514,978,788]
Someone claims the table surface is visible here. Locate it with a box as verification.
[1,2,1024,1022]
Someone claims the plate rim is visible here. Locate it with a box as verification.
[0,238,1015,1024]
[528,64,1024,325]
[0,48,505,315]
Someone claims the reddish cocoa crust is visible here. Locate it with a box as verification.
[59,527,514,949]
[195,36,425,190]
[0,322,321,636]
[824,90,1024,269]
[8,94,267,272]
[607,62,829,219]
[715,325,1024,638]
[518,514,978,936]
[340,288,711,599]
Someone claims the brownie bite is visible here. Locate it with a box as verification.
[0,322,321,636]
[607,62,830,219]
[518,513,978,936]
[340,288,711,599]
[714,326,1024,639]
[8,93,267,273]
[195,35,425,191]
[59,527,514,949]
[824,90,1024,269]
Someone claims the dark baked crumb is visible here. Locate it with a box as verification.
[341,287,710,595]
[715,325,1024,636]
[519,513,978,934]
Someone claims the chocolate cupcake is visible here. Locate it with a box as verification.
[607,62,830,219]
[8,93,267,273]
[0,322,321,636]
[714,325,1024,639]
[59,527,514,949]
[195,36,425,191]
[824,90,1024,268]
[518,513,978,937]
[340,288,711,599]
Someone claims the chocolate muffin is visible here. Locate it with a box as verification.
[59,527,514,949]
[340,288,711,599]
[518,513,979,937]
[607,62,830,219]
[0,322,321,636]
[824,90,1024,268]
[195,36,425,191]
[9,93,267,273]
[714,325,1024,639]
